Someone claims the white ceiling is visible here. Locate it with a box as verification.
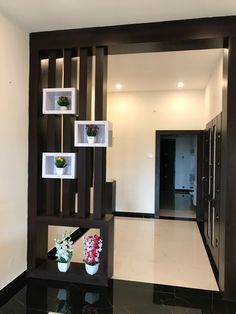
[0,0,236,32]
[107,49,223,92]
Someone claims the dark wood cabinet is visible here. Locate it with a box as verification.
[203,113,222,271]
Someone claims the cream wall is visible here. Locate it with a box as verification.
[107,90,205,213]
[0,14,28,289]
[204,56,223,124]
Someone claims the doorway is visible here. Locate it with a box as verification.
[160,138,176,192]
[155,130,203,221]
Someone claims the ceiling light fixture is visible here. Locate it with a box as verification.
[116,83,122,90]
[177,81,184,88]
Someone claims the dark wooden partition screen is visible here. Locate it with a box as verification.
[28,45,114,286]
[28,16,236,298]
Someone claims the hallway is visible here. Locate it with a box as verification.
[113,217,218,290]
[71,217,218,291]
[159,191,196,219]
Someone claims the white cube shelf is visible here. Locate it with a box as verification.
[74,121,112,147]
[42,153,77,179]
[43,88,77,114]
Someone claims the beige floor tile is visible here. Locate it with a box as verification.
[72,217,218,291]
[112,217,219,291]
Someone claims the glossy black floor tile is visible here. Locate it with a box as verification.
[0,278,236,314]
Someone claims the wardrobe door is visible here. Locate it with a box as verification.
[212,113,221,266]
[203,125,210,242]
[203,113,221,270]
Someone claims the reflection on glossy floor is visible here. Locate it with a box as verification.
[160,191,196,219]
[1,279,235,314]
[0,218,234,313]
[113,217,218,291]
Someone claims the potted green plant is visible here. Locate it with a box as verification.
[85,124,99,144]
[55,156,67,175]
[57,96,70,110]
[54,232,73,272]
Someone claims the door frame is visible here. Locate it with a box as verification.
[155,130,204,220]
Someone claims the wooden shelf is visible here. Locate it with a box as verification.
[29,260,108,286]
[36,214,114,228]
[28,47,114,288]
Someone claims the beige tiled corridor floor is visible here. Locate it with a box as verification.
[72,217,218,291]
[112,217,219,291]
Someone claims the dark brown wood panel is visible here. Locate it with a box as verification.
[38,59,47,214]
[95,47,107,120]
[28,16,236,296]
[30,16,236,51]
[221,39,236,300]
[218,48,228,295]
[94,149,106,219]
[203,114,222,275]
[94,47,108,219]
[77,48,93,218]
[78,48,92,119]
[61,49,77,216]
[45,51,61,216]
[28,47,41,270]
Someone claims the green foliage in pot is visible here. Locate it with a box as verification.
[55,156,67,168]
[86,124,99,137]
[57,96,69,107]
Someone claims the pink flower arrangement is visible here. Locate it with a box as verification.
[83,234,103,266]
[86,124,99,137]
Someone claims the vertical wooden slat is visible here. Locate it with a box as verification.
[46,51,61,216]
[218,48,228,294]
[95,47,107,120]
[94,47,108,219]
[61,49,77,216]
[28,46,41,270]
[220,43,236,299]
[37,60,47,214]
[100,216,114,279]
[77,48,92,218]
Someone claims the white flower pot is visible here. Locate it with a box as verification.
[56,167,66,175]
[59,106,68,110]
[85,263,99,275]
[57,261,70,272]
[87,136,96,144]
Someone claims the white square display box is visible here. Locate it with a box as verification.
[43,88,77,114]
[74,120,112,147]
[42,152,77,179]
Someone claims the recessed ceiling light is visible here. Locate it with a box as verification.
[116,83,122,90]
[177,81,184,88]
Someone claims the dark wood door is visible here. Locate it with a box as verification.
[160,139,176,191]
[203,113,221,270]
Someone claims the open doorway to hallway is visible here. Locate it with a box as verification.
[155,131,203,221]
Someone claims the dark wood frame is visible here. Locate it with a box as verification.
[28,15,236,300]
[155,130,203,220]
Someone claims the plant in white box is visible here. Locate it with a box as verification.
[57,96,69,110]
[86,124,99,144]
[54,231,73,272]
[54,156,67,176]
